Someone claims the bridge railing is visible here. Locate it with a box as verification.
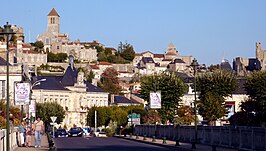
[134,125,265,151]
[0,128,19,151]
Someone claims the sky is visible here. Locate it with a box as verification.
[1,0,266,66]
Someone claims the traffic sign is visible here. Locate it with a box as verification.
[50,116,57,123]
[127,114,140,119]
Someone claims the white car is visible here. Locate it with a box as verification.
[97,132,107,137]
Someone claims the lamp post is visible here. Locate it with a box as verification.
[190,58,199,149]
[129,86,133,128]
[0,22,15,151]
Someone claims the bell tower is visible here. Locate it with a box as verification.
[47,8,60,36]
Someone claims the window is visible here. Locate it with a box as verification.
[0,80,5,99]
[57,46,59,49]
[45,38,50,45]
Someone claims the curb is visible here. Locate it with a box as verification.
[114,135,193,151]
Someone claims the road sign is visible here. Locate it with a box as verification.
[50,116,57,123]
[127,114,140,119]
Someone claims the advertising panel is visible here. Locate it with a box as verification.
[150,91,161,109]
[14,82,30,105]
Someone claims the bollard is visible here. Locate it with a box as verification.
[175,139,180,146]
[191,141,196,149]
[136,134,139,139]
[143,135,147,140]
[152,136,156,142]
[130,133,132,138]
[212,145,217,151]
[162,137,167,144]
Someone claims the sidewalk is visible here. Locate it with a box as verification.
[116,135,239,151]
[15,134,49,151]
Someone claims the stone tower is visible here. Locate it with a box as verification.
[47,8,60,36]
[256,42,266,70]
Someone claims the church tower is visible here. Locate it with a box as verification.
[47,8,60,36]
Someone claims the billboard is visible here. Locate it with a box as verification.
[150,91,161,109]
[29,99,36,117]
[14,82,30,105]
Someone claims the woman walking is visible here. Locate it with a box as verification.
[33,117,44,148]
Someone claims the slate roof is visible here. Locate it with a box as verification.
[48,8,60,17]
[114,96,140,104]
[85,81,106,93]
[246,58,261,71]
[141,57,154,64]
[0,57,11,65]
[220,59,232,71]
[173,58,185,64]
[32,76,69,91]
[61,66,78,86]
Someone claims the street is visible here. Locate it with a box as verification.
[54,137,176,151]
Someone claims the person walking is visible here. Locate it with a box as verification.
[25,126,31,147]
[33,117,44,148]
[18,121,26,147]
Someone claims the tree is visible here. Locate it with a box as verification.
[98,67,121,94]
[244,71,266,125]
[174,105,194,125]
[36,102,65,125]
[33,41,44,52]
[140,72,188,123]
[196,70,236,124]
[118,42,135,61]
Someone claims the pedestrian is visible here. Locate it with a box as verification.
[32,117,44,148]
[18,121,26,147]
[25,126,31,147]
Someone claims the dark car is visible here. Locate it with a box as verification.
[55,128,68,138]
[68,127,83,137]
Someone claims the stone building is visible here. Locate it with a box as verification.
[32,60,109,128]
[37,8,97,63]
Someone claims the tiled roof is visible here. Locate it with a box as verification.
[135,53,142,56]
[114,96,140,104]
[23,50,39,54]
[154,54,164,58]
[89,64,99,69]
[99,62,112,65]
[48,8,60,17]
[162,58,172,61]
[165,51,177,55]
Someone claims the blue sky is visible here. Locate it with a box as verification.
[1,0,266,66]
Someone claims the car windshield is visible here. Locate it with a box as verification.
[70,128,81,132]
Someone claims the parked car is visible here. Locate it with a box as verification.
[97,132,107,137]
[55,128,68,138]
[68,127,83,137]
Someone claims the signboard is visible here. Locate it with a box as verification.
[127,114,140,119]
[150,91,161,109]
[29,99,36,117]
[50,116,57,123]
[14,82,31,105]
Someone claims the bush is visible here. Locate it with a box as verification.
[102,128,114,137]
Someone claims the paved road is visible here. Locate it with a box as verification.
[54,137,177,151]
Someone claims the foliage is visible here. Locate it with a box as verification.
[140,72,188,123]
[0,100,22,128]
[118,42,135,61]
[207,64,220,72]
[36,102,65,125]
[98,67,121,94]
[38,64,65,72]
[77,67,95,83]
[196,70,236,123]
[142,109,161,124]
[33,41,44,52]
[230,71,266,126]
[47,52,68,62]
[174,105,194,125]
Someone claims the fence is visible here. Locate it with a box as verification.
[0,128,18,151]
[134,125,266,151]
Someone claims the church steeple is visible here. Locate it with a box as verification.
[47,8,60,35]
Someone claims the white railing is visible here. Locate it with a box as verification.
[0,127,18,151]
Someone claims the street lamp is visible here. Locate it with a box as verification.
[190,58,199,149]
[129,85,133,128]
[31,78,46,89]
[0,22,15,151]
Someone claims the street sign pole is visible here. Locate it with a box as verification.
[50,116,57,138]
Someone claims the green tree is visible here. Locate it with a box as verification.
[36,102,65,125]
[244,71,266,125]
[33,41,44,52]
[196,70,236,124]
[118,42,135,61]
[98,67,121,94]
[174,105,194,125]
[140,72,188,123]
